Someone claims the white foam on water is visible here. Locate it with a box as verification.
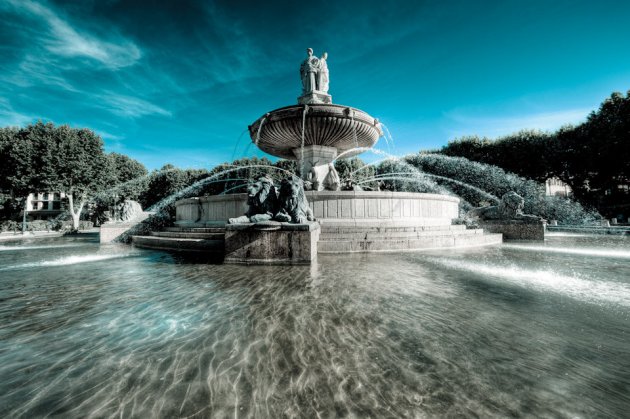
[0,253,134,271]
[503,244,630,259]
[427,257,630,307]
[0,244,85,252]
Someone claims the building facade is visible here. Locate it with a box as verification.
[25,192,66,220]
[545,177,572,197]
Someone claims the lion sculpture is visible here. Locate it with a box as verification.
[467,191,541,221]
[115,200,143,222]
[228,176,280,224]
[274,177,315,224]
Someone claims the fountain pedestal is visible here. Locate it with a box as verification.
[298,91,332,105]
[224,222,320,264]
[478,219,545,241]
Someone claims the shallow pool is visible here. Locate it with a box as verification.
[1,233,629,417]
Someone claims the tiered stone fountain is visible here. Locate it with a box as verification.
[133,49,503,261]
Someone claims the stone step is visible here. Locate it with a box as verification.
[131,235,224,253]
[320,224,467,234]
[151,231,225,240]
[317,233,502,253]
[163,226,226,233]
[319,228,482,241]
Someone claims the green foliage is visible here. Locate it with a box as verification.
[552,92,630,210]
[334,158,378,189]
[107,153,148,184]
[407,153,543,206]
[0,219,93,232]
[0,122,150,224]
[397,153,598,224]
[441,130,553,182]
[139,167,210,209]
[373,159,445,193]
[440,91,630,218]
[0,220,20,233]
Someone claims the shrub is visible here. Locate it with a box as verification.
[373,153,599,225]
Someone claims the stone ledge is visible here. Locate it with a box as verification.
[225,222,319,232]
[478,220,545,241]
[100,212,153,243]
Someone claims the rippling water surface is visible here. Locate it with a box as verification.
[1,233,629,418]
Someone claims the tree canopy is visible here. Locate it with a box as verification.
[0,122,147,227]
[439,91,630,218]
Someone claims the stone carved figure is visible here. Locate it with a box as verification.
[275,177,315,224]
[318,52,329,93]
[228,176,280,224]
[308,165,320,191]
[341,179,364,191]
[467,192,541,221]
[115,200,143,222]
[300,48,320,94]
[322,162,340,191]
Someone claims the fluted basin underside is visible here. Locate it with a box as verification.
[249,104,383,160]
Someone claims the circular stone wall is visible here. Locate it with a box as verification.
[175,191,459,228]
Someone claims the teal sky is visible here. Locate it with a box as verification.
[1,0,629,170]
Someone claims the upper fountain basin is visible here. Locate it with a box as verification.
[249,104,383,160]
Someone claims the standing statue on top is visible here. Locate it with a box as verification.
[318,52,329,93]
[300,48,319,94]
[299,48,332,104]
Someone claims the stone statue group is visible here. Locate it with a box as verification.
[300,48,329,94]
[228,176,314,225]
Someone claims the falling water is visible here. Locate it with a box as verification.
[360,172,499,203]
[92,167,181,201]
[379,122,395,152]
[230,128,250,162]
[254,114,268,147]
[219,183,248,195]
[146,165,298,212]
[350,111,359,150]
[300,105,308,177]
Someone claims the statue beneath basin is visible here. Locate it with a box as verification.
[307,162,341,191]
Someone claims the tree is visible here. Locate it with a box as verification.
[43,125,112,230]
[439,91,630,218]
[335,157,377,188]
[0,122,113,230]
[107,153,148,184]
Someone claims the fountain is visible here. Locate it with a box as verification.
[132,49,503,260]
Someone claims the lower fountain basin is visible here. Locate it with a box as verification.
[175,191,460,228]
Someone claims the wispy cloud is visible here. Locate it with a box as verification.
[6,0,141,69]
[0,98,34,127]
[444,108,591,138]
[94,129,124,142]
[3,54,78,91]
[98,93,172,119]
